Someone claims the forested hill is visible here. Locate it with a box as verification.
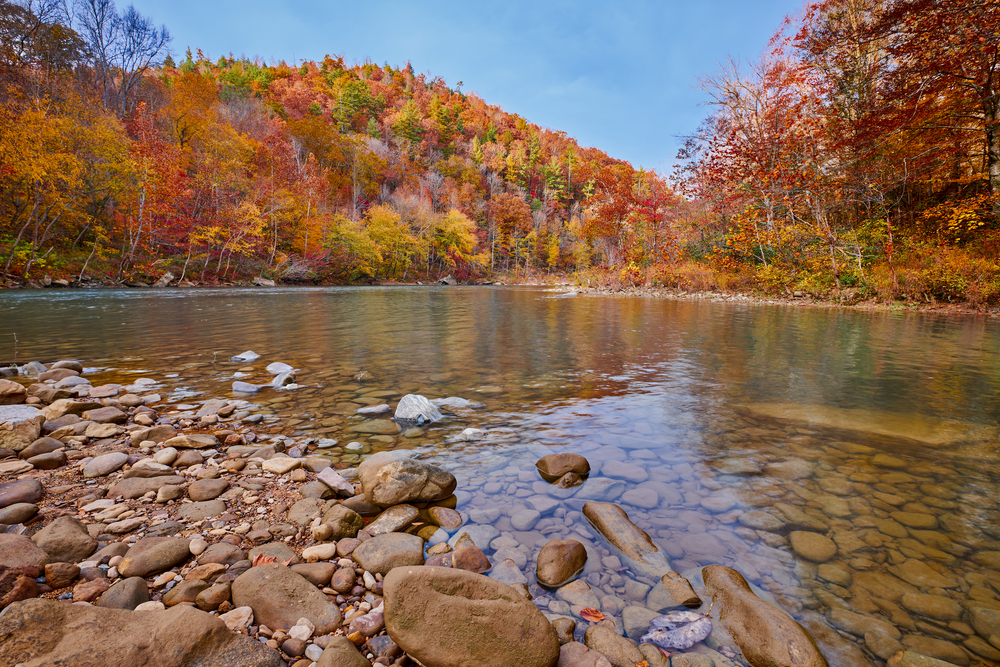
[2,0,999,307]
[0,0,673,286]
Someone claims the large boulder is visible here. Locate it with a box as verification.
[231,563,341,635]
[31,516,97,564]
[0,405,45,451]
[0,597,281,666]
[384,566,559,667]
[359,451,456,507]
[703,565,828,667]
[582,502,671,580]
[351,533,425,576]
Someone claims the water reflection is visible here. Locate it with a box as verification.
[5,287,1000,664]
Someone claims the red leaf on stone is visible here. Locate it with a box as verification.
[252,554,277,567]
[580,608,605,622]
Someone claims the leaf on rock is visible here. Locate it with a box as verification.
[639,608,713,650]
[580,608,605,622]
[252,553,277,567]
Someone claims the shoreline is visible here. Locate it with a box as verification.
[8,276,999,319]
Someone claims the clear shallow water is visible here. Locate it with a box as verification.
[4,286,1000,665]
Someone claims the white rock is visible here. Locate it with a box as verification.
[459,428,487,442]
[230,351,260,362]
[302,543,338,561]
[345,442,363,450]
[316,439,338,449]
[153,447,178,465]
[304,644,324,661]
[262,457,300,474]
[219,606,254,633]
[317,468,355,497]
[287,623,313,641]
[356,404,391,415]
[134,601,165,611]
[393,394,443,424]
[363,571,376,590]
[81,499,117,512]
[266,362,293,374]
[189,538,208,556]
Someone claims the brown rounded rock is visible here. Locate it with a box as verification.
[536,453,590,483]
[536,539,587,588]
[43,562,80,589]
[384,566,559,667]
[703,564,828,667]
[451,544,491,574]
[31,516,97,564]
[231,563,341,634]
[188,479,230,501]
[789,531,838,563]
[321,504,364,539]
[0,598,280,666]
[358,451,457,507]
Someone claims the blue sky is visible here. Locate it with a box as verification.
[128,0,804,174]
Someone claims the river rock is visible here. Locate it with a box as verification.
[647,571,702,610]
[451,544,491,573]
[536,539,587,588]
[384,566,559,667]
[0,379,27,405]
[96,576,149,610]
[584,625,646,667]
[176,500,226,521]
[107,475,186,499]
[188,479,230,501]
[790,531,838,563]
[0,597,280,666]
[359,451,457,507]
[0,405,45,451]
[0,534,48,607]
[316,636,371,667]
[890,559,959,588]
[0,502,37,524]
[163,434,219,449]
[428,506,463,530]
[703,564,828,667]
[27,450,65,469]
[352,533,425,575]
[0,478,42,508]
[83,452,129,478]
[291,562,336,587]
[31,516,97,563]
[582,502,671,579]
[130,425,177,444]
[18,437,63,459]
[901,593,963,622]
[198,542,245,566]
[367,504,419,535]
[231,563,342,634]
[322,503,364,539]
[317,468,355,497]
[118,537,191,578]
[536,453,590,482]
[393,394,443,424]
[81,406,127,424]
[42,562,79,589]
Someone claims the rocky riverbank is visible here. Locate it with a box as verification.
[1,360,998,667]
[564,286,1000,318]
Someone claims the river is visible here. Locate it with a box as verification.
[4,286,1000,665]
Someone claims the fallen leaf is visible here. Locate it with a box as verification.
[580,608,605,622]
[252,553,277,567]
[640,606,713,650]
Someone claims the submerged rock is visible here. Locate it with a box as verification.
[582,501,671,580]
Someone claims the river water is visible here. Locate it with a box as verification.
[4,286,1000,665]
